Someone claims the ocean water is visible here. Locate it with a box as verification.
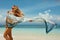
[0,26,60,40]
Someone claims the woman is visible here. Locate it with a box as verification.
[3,5,24,40]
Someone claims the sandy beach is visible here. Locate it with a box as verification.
[0,33,60,40]
[0,28,60,40]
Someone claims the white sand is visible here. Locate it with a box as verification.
[0,33,60,40]
[0,34,5,40]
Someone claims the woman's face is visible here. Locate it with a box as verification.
[12,6,17,12]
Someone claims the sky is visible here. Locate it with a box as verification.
[0,0,60,25]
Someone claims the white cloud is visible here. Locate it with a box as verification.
[38,10,53,21]
[38,10,60,24]
[37,10,57,24]
[54,15,60,21]
[0,9,9,25]
[57,18,60,21]
[0,9,60,25]
[0,15,4,22]
[0,14,6,25]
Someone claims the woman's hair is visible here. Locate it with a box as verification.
[12,5,22,17]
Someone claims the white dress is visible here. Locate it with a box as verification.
[7,11,24,27]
